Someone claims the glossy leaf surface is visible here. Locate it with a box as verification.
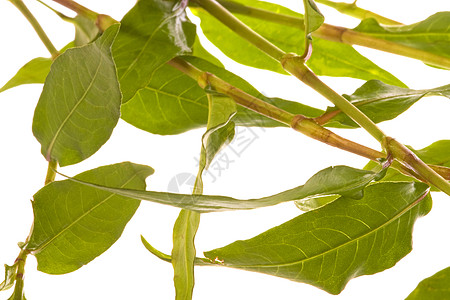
[62,165,379,212]
[112,0,196,102]
[204,182,431,294]
[192,0,404,85]
[324,81,450,128]
[32,25,121,166]
[406,267,450,299]
[25,162,153,274]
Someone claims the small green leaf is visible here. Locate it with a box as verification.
[354,12,450,67]
[0,264,17,291]
[73,15,100,46]
[303,0,324,35]
[61,165,380,212]
[204,182,431,294]
[406,267,450,299]
[192,0,405,85]
[32,25,121,166]
[112,0,196,103]
[121,55,323,135]
[25,162,154,274]
[0,43,74,93]
[324,81,450,128]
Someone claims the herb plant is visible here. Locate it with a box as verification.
[1,0,449,299]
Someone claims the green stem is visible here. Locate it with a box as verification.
[51,0,97,19]
[386,138,450,196]
[195,0,450,69]
[9,0,59,58]
[11,250,28,300]
[192,0,286,62]
[315,0,402,25]
[168,58,450,182]
[50,0,117,31]
[281,53,386,142]
[169,58,381,162]
[45,161,58,185]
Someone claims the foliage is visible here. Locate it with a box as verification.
[0,0,449,299]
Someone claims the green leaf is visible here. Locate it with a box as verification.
[364,140,450,186]
[73,15,100,46]
[0,264,16,291]
[61,165,380,212]
[172,210,200,300]
[121,55,323,135]
[203,182,431,295]
[192,0,405,86]
[25,162,154,274]
[354,12,450,65]
[112,0,196,103]
[0,43,74,93]
[324,81,450,128]
[32,25,121,167]
[172,85,236,299]
[406,267,450,300]
[303,0,324,35]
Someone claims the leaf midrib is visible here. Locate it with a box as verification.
[45,54,103,160]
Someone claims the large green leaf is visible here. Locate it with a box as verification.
[324,80,450,128]
[191,0,405,86]
[354,12,450,64]
[112,0,196,103]
[203,182,431,294]
[406,267,450,300]
[0,43,74,93]
[61,165,380,212]
[364,140,450,185]
[25,162,153,274]
[121,55,323,135]
[32,25,121,167]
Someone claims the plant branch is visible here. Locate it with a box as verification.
[193,0,450,70]
[192,0,286,62]
[315,0,402,25]
[168,57,450,182]
[50,0,117,31]
[51,0,97,19]
[45,161,58,185]
[281,54,386,142]
[385,137,450,196]
[9,0,59,58]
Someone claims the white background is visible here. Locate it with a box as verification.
[0,0,449,299]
